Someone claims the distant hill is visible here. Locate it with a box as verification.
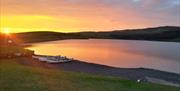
[13,26,180,43]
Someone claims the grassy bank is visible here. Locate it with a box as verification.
[0,58,179,91]
[0,46,34,58]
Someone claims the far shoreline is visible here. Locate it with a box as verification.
[23,38,180,44]
[22,38,180,48]
[14,26,180,43]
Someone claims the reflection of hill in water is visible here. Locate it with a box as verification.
[120,40,180,61]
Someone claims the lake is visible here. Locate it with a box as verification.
[26,39,180,74]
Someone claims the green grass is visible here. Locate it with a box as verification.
[0,58,179,91]
[0,46,34,58]
[0,46,31,54]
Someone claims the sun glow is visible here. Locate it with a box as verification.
[1,28,11,35]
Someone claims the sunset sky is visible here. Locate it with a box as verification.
[0,0,180,33]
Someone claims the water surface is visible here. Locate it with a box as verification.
[26,39,180,74]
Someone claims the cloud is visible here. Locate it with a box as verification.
[0,0,179,32]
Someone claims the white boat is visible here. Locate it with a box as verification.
[32,55,72,63]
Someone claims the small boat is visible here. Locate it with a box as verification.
[32,55,72,63]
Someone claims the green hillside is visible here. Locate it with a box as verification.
[13,26,180,43]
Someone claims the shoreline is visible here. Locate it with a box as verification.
[23,39,180,74]
[16,57,180,87]
[20,39,180,87]
[22,38,180,45]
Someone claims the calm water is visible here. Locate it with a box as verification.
[26,39,180,74]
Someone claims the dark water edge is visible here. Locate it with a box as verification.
[53,60,180,83]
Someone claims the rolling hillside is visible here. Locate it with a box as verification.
[12,26,180,43]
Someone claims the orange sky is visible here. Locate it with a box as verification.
[0,0,180,33]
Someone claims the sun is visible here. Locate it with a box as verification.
[1,28,11,35]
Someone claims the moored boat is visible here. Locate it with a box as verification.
[32,55,72,63]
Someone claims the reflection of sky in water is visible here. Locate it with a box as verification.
[26,39,180,74]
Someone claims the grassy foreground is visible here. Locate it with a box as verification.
[0,58,179,91]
